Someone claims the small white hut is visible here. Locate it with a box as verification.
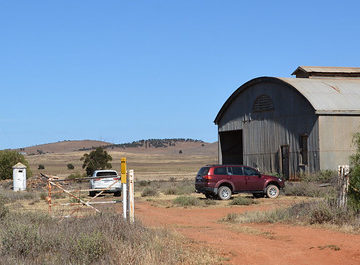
[13,162,27,191]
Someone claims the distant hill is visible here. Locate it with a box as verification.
[78,138,205,151]
[16,140,111,154]
[14,138,217,156]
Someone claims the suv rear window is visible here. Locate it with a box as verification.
[197,167,210,176]
[96,171,117,177]
[214,167,228,175]
[230,166,243,175]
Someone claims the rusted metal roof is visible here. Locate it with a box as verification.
[292,66,360,78]
[214,77,360,124]
[280,77,360,114]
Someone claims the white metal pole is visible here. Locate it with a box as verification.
[129,169,135,223]
[123,182,127,220]
[121,157,127,220]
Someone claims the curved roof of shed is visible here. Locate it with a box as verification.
[214,77,360,124]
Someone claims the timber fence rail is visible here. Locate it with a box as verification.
[40,173,122,218]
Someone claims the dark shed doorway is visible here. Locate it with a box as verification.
[220,130,243,165]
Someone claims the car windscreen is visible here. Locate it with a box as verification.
[96,171,117,177]
[197,167,210,176]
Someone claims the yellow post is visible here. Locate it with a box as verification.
[121,157,127,184]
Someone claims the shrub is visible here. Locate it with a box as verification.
[1,222,43,257]
[308,201,334,224]
[301,170,337,183]
[0,195,9,219]
[169,177,176,182]
[72,232,107,263]
[176,185,194,195]
[66,172,85,182]
[38,164,45,170]
[349,132,360,210]
[204,199,217,206]
[137,180,150,187]
[40,192,47,201]
[141,187,158,197]
[284,182,336,198]
[164,187,177,195]
[173,196,199,206]
[229,197,258,206]
[67,163,75,170]
[0,150,32,180]
[164,185,194,195]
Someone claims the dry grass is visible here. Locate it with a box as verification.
[226,224,276,240]
[221,199,360,233]
[0,192,219,265]
[26,150,216,179]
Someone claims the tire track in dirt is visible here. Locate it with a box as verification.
[134,200,360,265]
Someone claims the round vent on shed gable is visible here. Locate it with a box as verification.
[252,95,274,112]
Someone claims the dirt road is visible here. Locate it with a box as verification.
[135,199,360,265]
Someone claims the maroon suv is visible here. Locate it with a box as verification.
[195,165,285,200]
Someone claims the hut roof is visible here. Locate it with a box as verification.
[12,162,26,169]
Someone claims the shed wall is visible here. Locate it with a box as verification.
[218,80,320,178]
[319,115,360,170]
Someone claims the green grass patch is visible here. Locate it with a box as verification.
[173,196,199,206]
[141,187,159,197]
[229,197,258,206]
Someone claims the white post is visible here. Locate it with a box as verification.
[337,165,350,208]
[129,169,135,223]
[122,182,127,220]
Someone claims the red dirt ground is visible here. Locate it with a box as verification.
[135,200,360,265]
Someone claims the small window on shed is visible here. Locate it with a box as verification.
[299,135,308,165]
[252,95,274,112]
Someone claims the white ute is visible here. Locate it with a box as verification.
[89,170,121,197]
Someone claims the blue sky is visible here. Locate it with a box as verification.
[1,0,360,149]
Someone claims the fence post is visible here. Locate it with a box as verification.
[337,165,350,208]
[121,157,127,220]
[129,170,135,223]
[48,178,52,214]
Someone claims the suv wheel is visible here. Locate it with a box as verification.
[218,186,232,200]
[266,185,279,199]
[89,191,96,197]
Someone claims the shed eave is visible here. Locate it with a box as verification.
[315,110,360,115]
